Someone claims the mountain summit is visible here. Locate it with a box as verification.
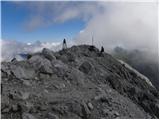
[1,45,158,119]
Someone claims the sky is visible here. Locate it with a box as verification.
[1,1,87,43]
[1,1,159,61]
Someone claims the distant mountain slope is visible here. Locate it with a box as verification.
[112,46,159,90]
[1,45,158,119]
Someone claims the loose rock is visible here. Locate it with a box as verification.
[46,112,59,119]
[88,102,94,110]
[22,113,36,119]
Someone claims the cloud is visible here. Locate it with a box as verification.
[17,1,100,31]
[1,39,75,61]
[74,2,158,55]
[1,40,26,61]
[16,1,158,54]
[1,40,57,61]
[24,16,45,31]
[7,1,159,59]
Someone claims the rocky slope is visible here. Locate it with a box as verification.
[1,45,159,119]
[112,46,159,90]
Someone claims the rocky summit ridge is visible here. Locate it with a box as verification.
[1,45,159,119]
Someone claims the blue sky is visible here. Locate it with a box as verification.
[1,1,86,43]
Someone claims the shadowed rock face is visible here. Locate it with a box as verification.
[1,45,158,119]
[112,46,159,90]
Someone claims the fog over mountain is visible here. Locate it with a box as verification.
[1,40,74,61]
[75,2,158,55]
[111,46,159,90]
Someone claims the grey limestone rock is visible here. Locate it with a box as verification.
[79,61,93,74]
[1,45,158,119]
[42,48,56,61]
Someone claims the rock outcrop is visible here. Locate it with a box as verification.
[1,45,158,119]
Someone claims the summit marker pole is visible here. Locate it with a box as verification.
[92,35,94,46]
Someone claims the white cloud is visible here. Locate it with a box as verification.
[74,2,158,54]
[17,1,158,54]
[1,39,75,61]
[18,1,100,31]
[1,40,59,61]
[3,1,158,61]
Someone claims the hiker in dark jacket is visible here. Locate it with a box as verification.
[100,46,104,53]
[99,46,104,57]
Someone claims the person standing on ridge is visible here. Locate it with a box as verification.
[100,46,104,53]
[62,38,67,50]
[99,46,104,56]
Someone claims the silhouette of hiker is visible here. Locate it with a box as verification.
[100,46,104,53]
[99,46,104,56]
[62,39,67,50]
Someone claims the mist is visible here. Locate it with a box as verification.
[1,40,75,61]
[74,2,158,56]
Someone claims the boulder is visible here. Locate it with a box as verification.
[79,61,92,74]
[10,65,36,80]
[29,55,53,74]
[68,68,85,86]
[42,48,56,61]
[87,102,94,110]
[52,60,69,77]
[39,65,53,74]
[28,55,43,65]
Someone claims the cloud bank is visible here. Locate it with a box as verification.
[74,2,158,55]
[2,1,158,61]
[18,1,158,53]
[1,39,76,61]
[1,40,59,61]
